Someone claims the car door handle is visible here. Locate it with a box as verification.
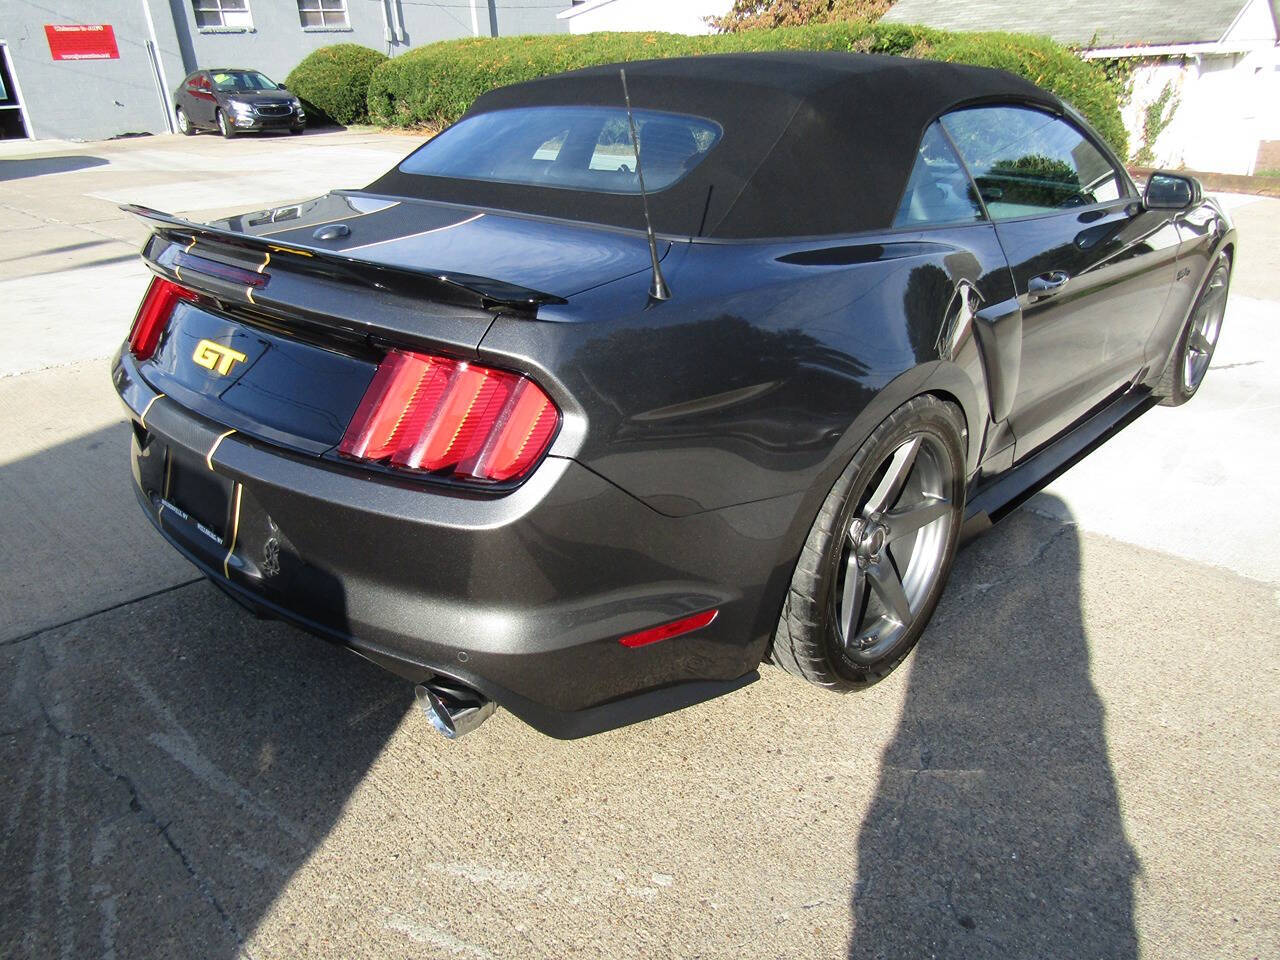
[1028,271,1070,300]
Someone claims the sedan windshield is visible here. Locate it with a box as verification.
[398,106,722,195]
[210,71,278,92]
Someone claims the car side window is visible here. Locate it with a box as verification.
[940,105,1122,220]
[893,122,986,227]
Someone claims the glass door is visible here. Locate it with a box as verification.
[0,43,30,139]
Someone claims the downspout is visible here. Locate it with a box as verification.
[469,0,481,37]
[391,0,407,45]
[139,0,175,133]
[379,0,393,53]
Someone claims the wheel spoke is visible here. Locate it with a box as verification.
[884,495,950,543]
[867,557,912,625]
[864,436,921,515]
[840,553,865,643]
[1189,330,1213,354]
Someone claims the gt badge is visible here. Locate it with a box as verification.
[193,339,247,376]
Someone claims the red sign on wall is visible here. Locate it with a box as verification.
[45,24,120,61]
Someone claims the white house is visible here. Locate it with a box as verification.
[882,0,1280,175]
[558,0,733,36]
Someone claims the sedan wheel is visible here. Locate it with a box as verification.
[217,109,235,139]
[176,107,194,136]
[771,395,966,689]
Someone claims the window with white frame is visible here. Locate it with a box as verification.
[193,0,252,29]
[297,0,349,28]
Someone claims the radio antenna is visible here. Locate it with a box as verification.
[620,68,670,302]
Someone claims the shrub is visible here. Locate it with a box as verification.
[710,0,894,32]
[921,30,1128,153]
[367,22,1127,155]
[286,44,388,126]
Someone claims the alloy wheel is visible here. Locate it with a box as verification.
[834,433,955,662]
[177,109,189,134]
[1183,265,1228,393]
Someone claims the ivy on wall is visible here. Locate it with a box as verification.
[1134,81,1181,166]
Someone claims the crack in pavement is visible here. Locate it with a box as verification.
[1,578,204,648]
[950,519,1075,604]
[30,640,256,959]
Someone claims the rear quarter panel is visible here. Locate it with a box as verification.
[478,224,1016,519]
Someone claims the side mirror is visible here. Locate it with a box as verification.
[1144,171,1202,210]
[277,83,287,91]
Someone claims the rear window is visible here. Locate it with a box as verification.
[397,106,722,195]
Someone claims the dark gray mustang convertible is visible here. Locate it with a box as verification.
[114,53,1234,738]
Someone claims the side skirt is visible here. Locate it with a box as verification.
[960,387,1158,543]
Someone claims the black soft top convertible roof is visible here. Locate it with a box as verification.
[368,51,1063,240]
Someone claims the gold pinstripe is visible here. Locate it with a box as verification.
[206,428,237,471]
[140,393,165,429]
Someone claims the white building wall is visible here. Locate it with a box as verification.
[1223,0,1279,43]
[560,0,732,35]
[1114,0,1278,174]
[1124,47,1278,175]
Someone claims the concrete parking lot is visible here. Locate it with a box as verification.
[1,131,1277,959]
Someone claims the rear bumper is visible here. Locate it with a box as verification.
[113,351,781,737]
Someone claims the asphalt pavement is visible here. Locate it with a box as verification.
[1,130,1276,959]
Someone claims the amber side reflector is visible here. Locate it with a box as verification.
[338,349,560,484]
[129,276,198,360]
[619,609,719,648]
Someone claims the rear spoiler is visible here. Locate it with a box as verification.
[121,204,568,314]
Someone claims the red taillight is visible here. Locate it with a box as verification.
[129,277,197,360]
[338,349,560,484]
[619,609,719,648]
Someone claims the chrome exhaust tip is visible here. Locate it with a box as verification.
[414,679,495,739]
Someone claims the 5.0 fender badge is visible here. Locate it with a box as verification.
[192,339,247,376]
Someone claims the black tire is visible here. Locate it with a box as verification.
[176,107,195,136]
[770,395,966,689]
[216,109,236,139]
[1154,251,1231,407]
[289,125,305,136]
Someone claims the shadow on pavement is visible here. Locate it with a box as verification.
[848,495,1139,959]
[0,414,1140,957]
[0,156,108,181]
[0,422,412,958]
[1,582,412,958]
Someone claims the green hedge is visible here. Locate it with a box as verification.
[366,22,1127,155]
[286,44,388,126]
